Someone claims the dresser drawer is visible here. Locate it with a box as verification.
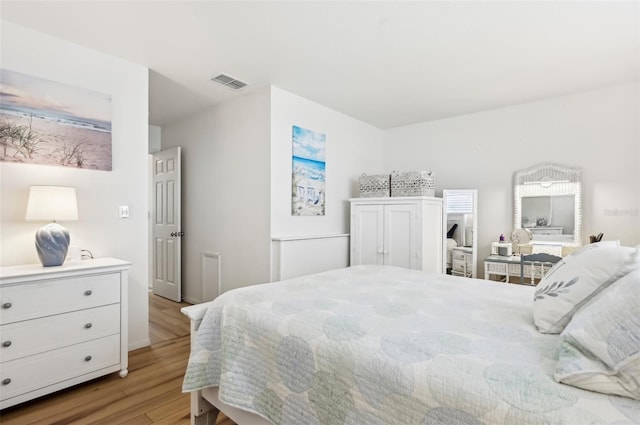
[1,304,120,363]
[0,273,120,325]
[0,334,120,401]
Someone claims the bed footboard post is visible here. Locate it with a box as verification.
[191,390,219,425]
[182,303,219,425]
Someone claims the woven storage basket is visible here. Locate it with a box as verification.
[391,170,435,197]
[359,173,390,197]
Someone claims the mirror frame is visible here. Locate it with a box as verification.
[513,163,582,247]
[443,189,478,278]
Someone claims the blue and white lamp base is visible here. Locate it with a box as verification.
[35,222,70,267]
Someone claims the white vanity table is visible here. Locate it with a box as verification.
[484,254,533,283]
[0,258,130,409]
[485,252,567,284]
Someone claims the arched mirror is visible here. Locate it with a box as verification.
[513,163,582,248]
[443,190,478,278]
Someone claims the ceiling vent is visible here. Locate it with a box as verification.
[211,74,248,90]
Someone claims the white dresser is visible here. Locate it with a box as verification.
[0,258,130,409]
[527,226,564,236]
[350,197,443,273]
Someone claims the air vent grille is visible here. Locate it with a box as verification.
[211,74,247,90]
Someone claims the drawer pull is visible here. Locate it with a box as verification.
[2,302,11,309]
[2,341,11,347]
[2,378,11,385]
[84,323,93,329]
[84,290,93,296]
[85,355,92,362]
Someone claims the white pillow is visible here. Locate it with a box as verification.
[570,240,620,255]
[532,244,639,334]
[554,268,640,399]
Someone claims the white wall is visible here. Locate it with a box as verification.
[0,22,150,349]
[270,86,384,236]
[162,88,271,302]
[384,83,640,274]
[270,86,384,278]
[161,86,384,297]
[149,125,162,154]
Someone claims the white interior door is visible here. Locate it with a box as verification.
[152,147,182,302]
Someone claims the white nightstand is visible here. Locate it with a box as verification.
[451,247,473,277]
[0,258,131,409]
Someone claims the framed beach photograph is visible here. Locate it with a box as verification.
[0,68,112,170]
[291,125,326,216]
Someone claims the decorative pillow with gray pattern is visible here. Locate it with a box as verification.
[555,268,640,400]
[533,243,639,334]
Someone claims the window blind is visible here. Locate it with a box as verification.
[446,192,474,214]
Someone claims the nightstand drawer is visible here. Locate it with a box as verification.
[0,334,120,402]
[0,273,120,325]
[452,251,468,261]
[1,304,120,362]
[452,258,471,272]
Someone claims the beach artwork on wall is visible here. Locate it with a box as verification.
[0,68,112,170]
[291,125,326,216]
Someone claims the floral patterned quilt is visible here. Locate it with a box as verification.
[183,265,640,424]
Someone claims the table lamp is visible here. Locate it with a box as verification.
[25,186,79,267]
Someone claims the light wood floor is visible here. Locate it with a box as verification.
[0,293,236,425]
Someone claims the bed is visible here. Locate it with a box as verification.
[182,263,640,425]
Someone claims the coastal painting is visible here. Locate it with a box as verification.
[292,125,326,216]
[0,68,112,170]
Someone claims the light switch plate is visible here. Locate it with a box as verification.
[119,205,129,218]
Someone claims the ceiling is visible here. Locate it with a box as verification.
[1,1,638,129]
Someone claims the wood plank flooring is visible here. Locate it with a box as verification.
[0,293,236,425]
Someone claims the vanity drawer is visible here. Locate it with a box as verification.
[0,304,120,362]
[0,273,120,325]
[0,334,120,402]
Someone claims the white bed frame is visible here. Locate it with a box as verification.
[181,303,274,425]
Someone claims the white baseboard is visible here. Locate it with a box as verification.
[128,337,151,351]
[182,296,201,305]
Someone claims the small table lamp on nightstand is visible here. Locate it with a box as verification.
[25,186,79,267]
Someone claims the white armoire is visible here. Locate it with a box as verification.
[349,197,443,273]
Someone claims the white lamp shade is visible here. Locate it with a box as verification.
[25,186,79,222]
